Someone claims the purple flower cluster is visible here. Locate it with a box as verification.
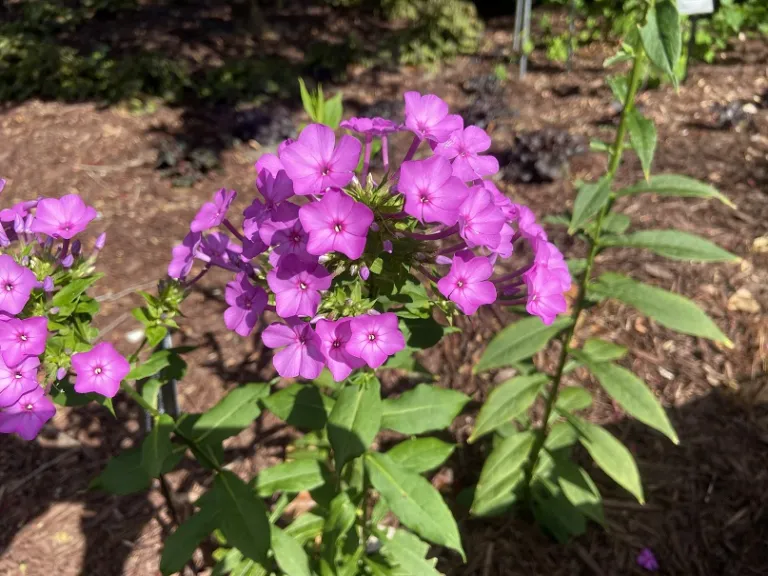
[0,187,129,441]
[169,91,571,382]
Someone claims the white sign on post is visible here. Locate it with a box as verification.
[677,0,714,16]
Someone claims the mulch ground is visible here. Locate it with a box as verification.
[1,8,767,576]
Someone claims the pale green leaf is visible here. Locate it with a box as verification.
[381,529,441,576]
[262,384,334,430]
[386,438,455,474]
[254,459,327,497]
[626,107,657,180]
[615,174,734,207]
[601,230,738,262]
[640,0,682,87]
[191,384,268,445]
[469,375,548,442]
[569,177,612,233]
[553,457,605,525]
[553,387,593,415]
[142,413,175,478]
[271,526,312,576]
[214,470,271,563]
[161,499,219,576]
[328,377,382,471]
[381,384,469,434]
[581,338,628,362]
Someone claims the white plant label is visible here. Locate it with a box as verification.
[677,0,714,16]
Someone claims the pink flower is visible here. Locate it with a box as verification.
[249,201,300,247]
[268,220,315,266]
[0,387,55,441]
[71,342,130,398]
[0,316,48,367]
[298,189,374,259]
[255,153,289,192]
[637,548,659,572]
[340,117,402,136]
[347,313,406,369]
[256,166,294,209]
[262,319,325,379]
[0,254,37,315]
[404,92,463,143]
[399,156,469,226]
[531,239,571,291]
[437,251,497,315]
[458,186,506,249]
[512,204,547,241]
[190,188,237,233]
[524,266,567,325]
[484,181,516,220]
[315,318,366,382]
[224,272,268,337]
[267,254,332,318]
[433,126,499,182]
[168,231,202,280]
[197,232,242,269]
[493,224,514,259]
[0,355,40,408]
[280,124,361,195]
[0,200,37,223]
[30,194,97,239]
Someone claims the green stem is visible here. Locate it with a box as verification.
[523,44,647,493]
[120,379,159,416]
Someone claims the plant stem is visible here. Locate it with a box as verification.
[523,44,647,493]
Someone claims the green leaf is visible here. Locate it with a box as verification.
[386,438,455,474]
[545,421,579,451]
[615,174,734,208]
[284,512,325,545]
[381,384,469,435]
[471,431,536,517]
[577,359,678,443]
[298,78,316,120]
[469,375,548,442]
[475,316,573,373]
[52,274,103,308]
[254,460,327,497]
[531,484,587,542]
[141,378,163,411]
[324,92,344,129]
[567,258,587,277]
[91,447,151,495]
[271,526,312,576]
[215,470,270,563]
[554,387,593,415]
[161,499,219,576]
[365,453,464,559]
[563,413,644,503]
[588,212,631,236]
[263,384,334,430]
[581,338,628,363]
[146,325,168,348]
[191,384,268,445]
[381,530,441,576]
[569,177,612,233]
[601,230,738,262]
[401,317,451,350]
[590,273,731,345]
[127,350,172,381]
[553,458,604,525]
[626,107,657,180]
[328,377,382,471]
[142,414,175,478]
[640,0,682,87]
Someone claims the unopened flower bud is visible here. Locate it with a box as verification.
[43,276,54,292]
[61,254,74,268]
[71,240,82,257]
[359,266,370,280]
[56,367,67,381]
[383,240,393,253]
[370,222,380,232]
[0,179,5,194]
[94,232,107,251]
[13,214,24,234]
[435,255,452,265]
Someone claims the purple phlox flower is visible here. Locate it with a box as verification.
[95,232,107,251]
[56,367,67,381]
[523,265,568,325]
[532,238,571,291]
[359,266,370,281]
[61,254,74,268]
[0,316,48,368]
[198,232,242,268]
[30,194,97,239]
[0,254,37,315]
[278,138,295,155]
[261,318,325,379]
[256,164,294,208]
[71,342,130,398]
[637,549,659,572]
[0,199,38,223]
[346,312,406,369]
[493,224,514,259]
[482,180,516,220]
[250,200,300,247]
[224,272,268,337]
[340,117,402,136]
[298,189,374,260]
[437,250,497,315]
[458,186,506,249]
[315,318,366,382]
[404,92,464,143]
[190,188,237,233]
[0,387,55,441]
[0,225,9,248]
[255,153,284,184]
[433,126,500,182]
[383,240,393,254]
[71,239,82,257]
[280,124,361,196]
[399,156,469,226]
[0,355,40,408]
[268,219,316,266]
[267,254,332,318]
[512,203,548,241]
[0,179,4,194]
[168,231,202,280]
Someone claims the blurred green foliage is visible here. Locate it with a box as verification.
[690,0,768,63]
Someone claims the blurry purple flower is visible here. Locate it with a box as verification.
[30,194,97,239]
[268,219,315,266]
[383,240,393,254]
[531,238,571,291]
[261,319,325,379]
[299,189,373,259]
[267,254,332,318]
[168,231,202,280]
[512,203,548,241]
[315,318,365,381]
[0,387,55,441]
[0,355,40,408]
[255,153,284,185]
[404,92,463,143]
[458,186,506,249]
[224,272,268,337]
[493,223,514,259]
[523,266,567,325]
[340,117,402,136]
[56,367,67,381]
[250,200,300,247]
[0,179,5,194]
[256,167,294,209]
[347,312,406,369]
[42,276,54,293]
[359,266,370,281]
[637,549,659,572]
[0,226,9,248]
[280,124,361,195]
[0,200,37,223]
[71,342,130,398]
[399,156,468,226]
[198,232,242,268]
[61,254,74,268]
[483,181,516,220]
[277,138,295,155]
[437,250,496,315]
[71,239,82,257]
[95,232,107,251]
[0,316,48,367]
[190,188,236,233]
[0,254,37,315]
[433,126,499,182]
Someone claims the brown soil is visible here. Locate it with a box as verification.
[1,10,768,576]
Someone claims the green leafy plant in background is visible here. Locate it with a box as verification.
[689,0,768,63]
[471,0,736,541]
